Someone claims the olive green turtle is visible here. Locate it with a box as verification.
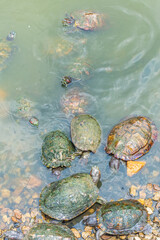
[42,130,76,169]
[24,223,77,240]
[105,116,158,170]
[83,199,151,239]
[39,166,106,220]
[71,114,101,154]
[0,31,16,72]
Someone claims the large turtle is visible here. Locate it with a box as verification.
[71,114,101,155]
[42,130,77,169]
[83,199,151,239]
[62,11,105,31]
[24,223,77,240]
[105,116,158,170]
[0,31,16,72]
[39,166,106,220]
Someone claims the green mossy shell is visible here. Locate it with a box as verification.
[42,130,76,168]
[97,199,148,235]
[25,223,77,240]
[105,116,157,161]
[0,40,12,72]
[71,114,101,153]
[39,173,99,220]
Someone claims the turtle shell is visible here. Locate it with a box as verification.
[61,87,89,116]
[96,199,148,235]
[105,116,157,161]
[0,40,12,72]
[25,223,77,240]
[39,173,99,220]
[42,130,76,168]
[67,57,92,81]
[71,114,101,153]
[71,11,105,31]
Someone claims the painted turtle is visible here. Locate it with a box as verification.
[71,114,101,154]
[41,130,76,169]
[83,199,151,239]
[105,116,158,170]
[0,31,16,72]
[24,223,77,240]
[63,11,105,31]
[39,166,106,220]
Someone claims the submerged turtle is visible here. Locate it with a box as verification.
[63,11,106,31]
[83,199,151,239]
[24,223,77,240]
[105,116,158,170]
[42,130,76,169]
[39,166,106,220]
[0,31,16,72]
[60,87,89,116]
[71,114,101,154]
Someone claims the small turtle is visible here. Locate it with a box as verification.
[60,87,89,116]
[63,11,105,31]
[83,199,151,239]
[71,114,101,154]
[24,223,77,240]
[0,31,16,72]
[105,116,158,170]
[41,130,76,169]
[39,166,106,220]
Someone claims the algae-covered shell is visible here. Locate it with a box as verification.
[39,172,99,220]
[105,116,157,161]
[71,114,101,153]
[97,199,149,235]
[24,223,77,240]
[42,130,76,168]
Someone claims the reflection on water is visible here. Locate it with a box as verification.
[0,0,160,234]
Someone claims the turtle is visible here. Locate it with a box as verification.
[24,223,77,240]
[105,116,158,170]
[39,166,106,220]
[83,199,151,239]
[62,11,106,31]
[41,130,77,169]
[71,114,101,155]
[60,87,89,116]
[0,31,16,72]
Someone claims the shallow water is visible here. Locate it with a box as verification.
[0,0,160,234]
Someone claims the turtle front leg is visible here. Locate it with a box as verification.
[96,196,107,205]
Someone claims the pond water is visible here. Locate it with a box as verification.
[0,0,160,234]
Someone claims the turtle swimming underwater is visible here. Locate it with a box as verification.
[24,223,77,240]
[105,116,158,170]
[83,199,151,239]
[62,11,106,31]
[39,166,106,220]
[60,87,89,116]
[42,130,76,169]
[0,31,16,72]
[71,114,101,155]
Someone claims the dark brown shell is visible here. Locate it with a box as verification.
[105,116,157,161]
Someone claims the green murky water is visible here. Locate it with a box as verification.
[0,0,160,233]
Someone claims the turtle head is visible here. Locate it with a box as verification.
[90,166,101,185]
[61,76,73,87]
[62,15,75,27]
[7,31,16,41]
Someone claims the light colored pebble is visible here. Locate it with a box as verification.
[146,183,153,192]
[13,209,22,219]
[153,171,159,177]
[71,228,81,238]
[144,233,153,239]
[11,216,19,223]
[82,231,90,239]
[32,193,39,199]
[84,226,93,233]
[139,190,146,199]
[146,207,154,215]
[1,189,11,198]
[2,215,8,223]
[129,185,138,197]
[152,192,160,201]
[13,196,22,204]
